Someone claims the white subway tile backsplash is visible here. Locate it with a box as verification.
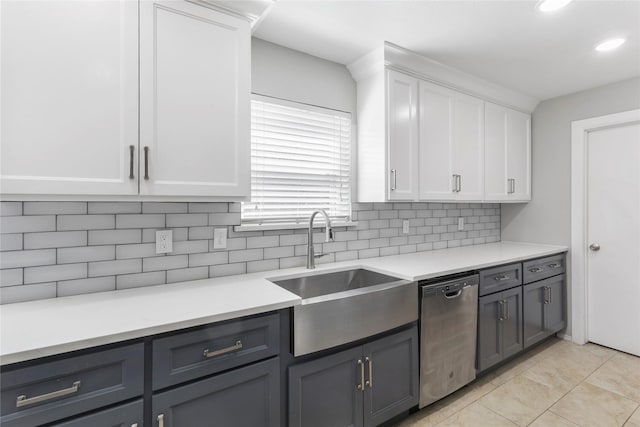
[0,201,500,303]
[1,282,56,304]
[1,215,55,234]
[89,259,140,277]
[25,263,86,284]
[24,231,86,249]
[24,202,86,215]
[57,277,116,297]
[57,246,115,264]
[167,266,208,283]
[1,234,23,251]
[1,249,56,269]
[58,215,114,231]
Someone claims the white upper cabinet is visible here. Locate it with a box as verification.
[387,70,419,200]
[1,0,139,195]
[418,81,484,201]
[139,1,250,197]
[484,102,531,202]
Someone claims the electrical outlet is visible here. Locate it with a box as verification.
[458,217,464,231]
[213,228,228,249]
[156,230,173,254]
[402,220,410,234]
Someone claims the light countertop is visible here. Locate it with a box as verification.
[0,241,566,365]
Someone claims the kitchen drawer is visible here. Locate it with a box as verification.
[152,312,279,390]
[52,399,143,427]
[0,343,144,427]
[479,263,522,296]
[523,253,566,284]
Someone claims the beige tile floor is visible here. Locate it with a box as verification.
[395,338,640,427]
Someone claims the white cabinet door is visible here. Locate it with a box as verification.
[484,103,509,201]
[387,70,419,201]
[418,81,455,200]
[140,0,250,197]
[1,0,138,195]
[484,102,531,202]
[452,93,484,201]
[506,109,531,201]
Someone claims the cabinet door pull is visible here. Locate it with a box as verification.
[457,174,462,192]
[543,286,549,304]
[157,414,164,427]
[357,359,365,390]
[16,381,80,408]
[203,340,242,358]
[548,263,561,269]
[390,169,397,191]
[129,145,135,179]
[497,300,504,321]
[547,287,552,305]
[365,356,373,388]
[528,267,543,273]
[452,174,460,193]
[503,300,509,320]
[144,146,150,180]
[494,274,510,282]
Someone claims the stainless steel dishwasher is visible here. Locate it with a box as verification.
[419,273,479,408]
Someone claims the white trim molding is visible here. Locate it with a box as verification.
[570,108,640,345]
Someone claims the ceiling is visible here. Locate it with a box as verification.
[253,0,640,101]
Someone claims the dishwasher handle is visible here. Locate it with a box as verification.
[443,289,463,299]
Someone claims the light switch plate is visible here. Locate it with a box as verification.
[156,230,173,254]
[458,217,465,231]
[213,228,228,249]
[402,220,410,234]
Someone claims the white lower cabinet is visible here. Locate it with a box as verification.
[1,0,250,199]
[484,102,531,202]
[0,0,139,196]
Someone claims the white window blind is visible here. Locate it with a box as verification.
[242,95,352,226]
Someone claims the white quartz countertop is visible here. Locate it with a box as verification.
[0,241,566,365]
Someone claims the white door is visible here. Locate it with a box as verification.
[140,0,250,197]
[452,93,484,201]
[587,121,640,356]
[418,80,456,200]
[1,0,138,195]
[506,109,531,201]
[387,70,419,201]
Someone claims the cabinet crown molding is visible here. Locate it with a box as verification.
[347,42,539,113]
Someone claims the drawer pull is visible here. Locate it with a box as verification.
[357,359,365,390]
[528,267,543,273]
[157,414,164,427]
[494,274,511,282]
[365,356,373,388]
[16,380,80,408]
[548,263,561,269]
[203,340,243,358]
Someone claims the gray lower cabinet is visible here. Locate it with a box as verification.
[289,325,419,427]
[52,399,143,427]
[477,286,523,372]
[152,357,280,427]
[523,275,566,348]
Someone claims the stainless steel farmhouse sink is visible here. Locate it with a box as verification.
[269,268,418,356]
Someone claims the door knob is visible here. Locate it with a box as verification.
[589,243,600,251]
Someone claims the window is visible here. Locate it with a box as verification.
[241,95,352,227]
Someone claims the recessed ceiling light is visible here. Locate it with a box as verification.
[538,0,572,12]
[595,38,626,52]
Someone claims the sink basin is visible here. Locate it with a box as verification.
[270,268,417,356]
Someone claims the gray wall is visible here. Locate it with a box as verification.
[0,201,500,304]
[501,76,640,335]
[251,37,356,116]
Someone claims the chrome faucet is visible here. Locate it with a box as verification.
[307,209,334,269]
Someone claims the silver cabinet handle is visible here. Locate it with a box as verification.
[129,145,135,179]
[144,146,150,180]
[528,267,543,273]
[497,300,504,321]
[494,274,510,282]
[16,381,80,408]
[357,359,365,390]
[503,299,509,320]
[365,356,373,388]
[157,414,164,427]
[452,174,461,193]
[390,169,397,191]
[203,340,242,358]
[548,263,561,269]
[508,178,516,194]
[543,286,549,304]
[547,287,552,305]
[452,174,457,192]
[589,243,600,251]
[457,174,462,192]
